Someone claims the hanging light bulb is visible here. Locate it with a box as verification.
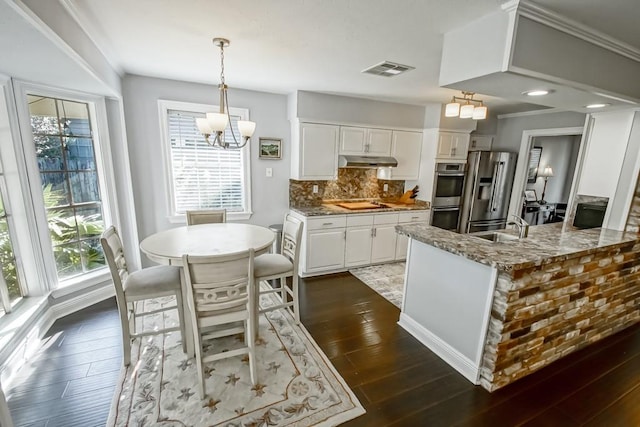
[445,97,460,117]
[196,38,256,149]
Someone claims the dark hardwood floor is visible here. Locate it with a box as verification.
[6,272,640,426]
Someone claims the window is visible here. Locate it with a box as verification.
[160,101,252,221]
[27,95,106,281]
[0,169,24,315]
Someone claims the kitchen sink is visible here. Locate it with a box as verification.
[471,231,520,243]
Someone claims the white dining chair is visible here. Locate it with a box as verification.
[252,214,303,338]
[182,249,257,399]
[101,226,187,366]
[186,209,226,225]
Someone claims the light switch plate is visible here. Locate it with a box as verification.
[266,168,273,177]
[313,184,319,194]
[383,183,389,192]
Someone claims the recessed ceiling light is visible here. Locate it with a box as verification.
[585,103,610,109]
[523,89,552,96]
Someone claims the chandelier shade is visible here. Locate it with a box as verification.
[444,91,487,120]
[196,37,256,149]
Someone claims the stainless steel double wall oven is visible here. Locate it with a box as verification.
[430,162,466,231]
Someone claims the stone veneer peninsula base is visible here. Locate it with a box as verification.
[396,223,640,392]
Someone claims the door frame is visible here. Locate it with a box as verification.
[507,126,587,221]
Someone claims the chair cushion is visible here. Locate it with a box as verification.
[124,265,181,297]
[254,254,293,278]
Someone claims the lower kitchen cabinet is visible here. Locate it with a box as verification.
[290,209,428,277]
[345,215,374,267]
[370,214,400,263]
[307,229,346,271]
[396,211,430,260]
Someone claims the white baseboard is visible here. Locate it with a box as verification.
[49,284,115,319]
[398,313,480,384]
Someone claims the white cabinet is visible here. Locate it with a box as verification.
[469,135,493,151]
[395,211,429,260]
[301,215,346,274]
[390,131,422,180]
[344,215,374,267]
[371,214,399,263]
[307,229,346,271]
[436,132,470,160]
[339,126,392,156]
[291,209,428,276]
[291,122,339,180]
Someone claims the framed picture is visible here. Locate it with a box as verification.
[527,147,542,183]
[259,138,282,159]
[524,189,538,202]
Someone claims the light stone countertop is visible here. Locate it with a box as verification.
[291,202,429,217]
[396,222,640,272]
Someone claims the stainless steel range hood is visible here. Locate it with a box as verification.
[338,155,398,168]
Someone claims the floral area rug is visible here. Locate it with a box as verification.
[107,285,365,426]
[349,262,406,309]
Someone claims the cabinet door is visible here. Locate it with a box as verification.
[469,135,493,151]
[339,126,367,155]
[436,133,454,158]
[395,233,409,260]
[390,131,422,180]
[307,229,346,271]
[300,123,339,179]
[371,225,398,263]
[367,129,393,155]
[345,227,373,267]
[451,134,470,160]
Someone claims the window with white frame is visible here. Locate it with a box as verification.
[26,95,107,281]
[160,101,252,221]
[0,167,24,316]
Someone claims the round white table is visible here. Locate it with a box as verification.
[139,223,275,355]
[140,223,276,265]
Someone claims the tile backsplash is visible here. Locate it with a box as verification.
[290,168,405,207]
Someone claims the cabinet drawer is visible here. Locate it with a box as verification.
[346,214,374,227]
[398,211,428,223]
[306,215,347,231]
[374,213,399,225]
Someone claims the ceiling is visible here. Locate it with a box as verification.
[16,0,640,114]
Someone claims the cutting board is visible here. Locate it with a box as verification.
[336,202,381,210]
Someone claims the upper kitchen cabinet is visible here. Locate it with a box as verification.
[436,132,470,160]
[469,135,493,151]
[339,126,392,156]
[291,122,339,180]
[390,131,422,180]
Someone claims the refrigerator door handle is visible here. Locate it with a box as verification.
[491,161,505,212]
[487,162,499,212]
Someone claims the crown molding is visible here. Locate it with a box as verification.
[496,107,569,120]
[516,0,640,63]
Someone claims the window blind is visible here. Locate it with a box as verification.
[167,110,247,214]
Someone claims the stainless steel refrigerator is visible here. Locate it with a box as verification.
[460,151,518,233]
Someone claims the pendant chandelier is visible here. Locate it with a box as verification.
[445,91,487,120]
[196,37,256,149]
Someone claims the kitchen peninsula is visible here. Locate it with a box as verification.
[396,223,640,391]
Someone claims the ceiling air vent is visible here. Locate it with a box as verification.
[362,61,415,77]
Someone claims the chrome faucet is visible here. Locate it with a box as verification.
[508,215,529,238]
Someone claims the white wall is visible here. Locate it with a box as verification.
[494,111,586,152]
[295,91,425,129]
[122,75,291,247]
[577,111,635,198]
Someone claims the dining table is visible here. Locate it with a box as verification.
[139,223,276,355]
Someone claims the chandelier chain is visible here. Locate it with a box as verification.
[219,42,225,86]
